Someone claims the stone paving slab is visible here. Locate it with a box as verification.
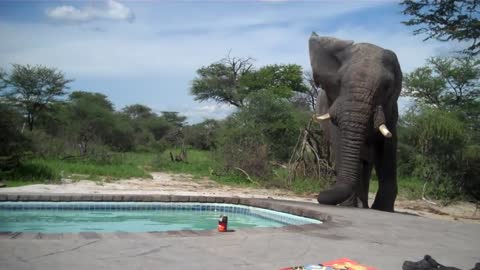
[0,193,479,270]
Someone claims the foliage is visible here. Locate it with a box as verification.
[67,91,119,154]
[191,54,255,107]
[240,64,309,98]
[191,54,308,108]
[161,111,187,127]
[0,64,72,131]
[213,90,310,182]
[0,103,31,172]
[122,104,155,120]
[401,55,480,200]
[403,56,479,110]
[152,149,254,186]
[184,119,219,150]
[0,103,29,156]
[2,153,154,184]
[399,108,469,198]
[221,91,308,162]
[400,0,480,55]
[1,159,60,183]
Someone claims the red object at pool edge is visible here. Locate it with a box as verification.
[218,215,228,232]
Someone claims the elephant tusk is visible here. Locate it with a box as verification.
[379,124,392,138]
[316,113,331,121]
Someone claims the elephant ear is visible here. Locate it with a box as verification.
[309,33,353,94]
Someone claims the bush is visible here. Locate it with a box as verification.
[26,130,72,158]
[221,137,271,179]
[0,103,31,171]
[184,119,219,150]
[398,107,477,200]
[0,159,60,182]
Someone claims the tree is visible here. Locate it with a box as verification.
[161,111,186,127]
[67,91,116,154]
[403,56,479,130]
[122,104,156,120]
[1,64,72,131]
[0,103,30,171]
[241,64,309,98]
[191,54,255,107]
[400,55,480,199]
[191,54,308,108]
[400,0,480,55]
[398,107,474,199]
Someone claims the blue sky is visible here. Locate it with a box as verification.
[0,0,458,123]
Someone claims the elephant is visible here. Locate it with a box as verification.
[308,33,402,212]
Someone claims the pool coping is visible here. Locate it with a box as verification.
[0,193,331,239]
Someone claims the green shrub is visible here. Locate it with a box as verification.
[1,159,60,182]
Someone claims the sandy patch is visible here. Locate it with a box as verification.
[0,172,315,202]
[1,172,479,223]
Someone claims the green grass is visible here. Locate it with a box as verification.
[1,159,61,186]
[369,176,424,200]
[2,149,427,199]
[153,149,427,198]
[152,149,255,187]
[2,152,155,187]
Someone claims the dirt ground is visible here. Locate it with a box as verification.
[1,172,479,223]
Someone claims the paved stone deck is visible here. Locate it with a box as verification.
[0,193,479,270]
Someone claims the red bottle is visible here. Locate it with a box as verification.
[218,215,228,232]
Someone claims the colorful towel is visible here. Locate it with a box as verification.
[281,258,378,270]
[279,265,335,270]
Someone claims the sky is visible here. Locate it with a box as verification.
[0,0,460,124]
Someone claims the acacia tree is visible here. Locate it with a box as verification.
[191,54,308,108]
[191,54,255,107]
[1,64,72,131]
[401,0,480,55]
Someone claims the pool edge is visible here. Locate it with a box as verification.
[0,193,332,223]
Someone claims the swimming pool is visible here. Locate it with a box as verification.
[0,202,321,233]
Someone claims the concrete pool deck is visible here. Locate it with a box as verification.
[0,194,479,270]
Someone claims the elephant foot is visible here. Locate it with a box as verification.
[371,195,396,212]
[371,203,394,212]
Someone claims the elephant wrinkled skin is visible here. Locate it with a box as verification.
[309,33,402,212]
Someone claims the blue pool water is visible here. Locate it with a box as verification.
[0,202,321,233]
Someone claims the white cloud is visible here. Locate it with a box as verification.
[181,103,236,124]
[46,0,134,23]
[149,102,235,124]
[0,1,457,120]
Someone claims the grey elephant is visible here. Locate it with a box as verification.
[309,33,402,212]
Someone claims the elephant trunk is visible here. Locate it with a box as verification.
[317,90,372,205]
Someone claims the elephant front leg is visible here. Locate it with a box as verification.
[371,132,398,212]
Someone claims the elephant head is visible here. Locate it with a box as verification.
[309,33,402,209]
